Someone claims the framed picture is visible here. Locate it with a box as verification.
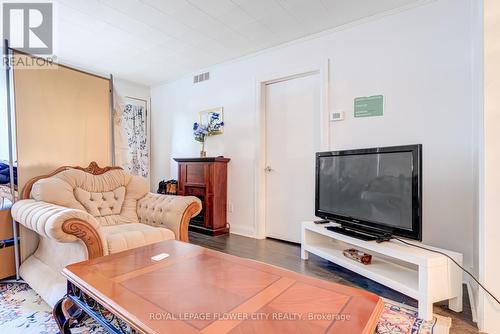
[199,107,224,135]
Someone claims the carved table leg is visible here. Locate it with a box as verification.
[58,281,137,334]
[53,297,84,334]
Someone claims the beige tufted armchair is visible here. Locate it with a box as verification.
[11,162,201,306]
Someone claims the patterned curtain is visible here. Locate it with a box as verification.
[114,95,149,179]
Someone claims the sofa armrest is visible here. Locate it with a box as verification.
[11,199,107,258]
[137,193,202,242]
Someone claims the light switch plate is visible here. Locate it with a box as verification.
[330,111,345,121]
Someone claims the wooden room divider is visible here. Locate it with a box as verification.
[11,51,112,263]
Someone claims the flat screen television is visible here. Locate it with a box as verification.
[315,144,422,241]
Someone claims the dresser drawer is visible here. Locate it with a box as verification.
[184,163,208,185]
[0,245,15,279]
[184,186,206,197]
[0,209,13,240]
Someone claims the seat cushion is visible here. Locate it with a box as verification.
[102,223,175,254]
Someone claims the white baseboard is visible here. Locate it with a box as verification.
[229,225,256,238]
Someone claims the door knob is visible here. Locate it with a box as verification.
[264,166,273,172]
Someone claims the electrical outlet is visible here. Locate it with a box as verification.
[227,203,234,213]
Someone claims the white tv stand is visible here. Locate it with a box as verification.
[301,221,463,320]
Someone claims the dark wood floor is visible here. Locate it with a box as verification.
[189,231,479,334]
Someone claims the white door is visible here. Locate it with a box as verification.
[265,73,321,243]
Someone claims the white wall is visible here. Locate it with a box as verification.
[113,78,150,102]
[479,0,500,331]
[151,0,477,267]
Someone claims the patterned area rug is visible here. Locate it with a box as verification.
[0,283,451,334]
[378,299,451,334]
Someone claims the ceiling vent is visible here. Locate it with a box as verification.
[193,71,210,84]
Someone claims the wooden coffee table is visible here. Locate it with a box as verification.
[54,240,384,334]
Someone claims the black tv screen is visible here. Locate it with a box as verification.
[315,145,422,240]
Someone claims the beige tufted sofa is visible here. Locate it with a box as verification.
[11,162,201,307]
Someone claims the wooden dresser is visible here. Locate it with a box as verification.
[174,157,230,236]
[0,206,16,279]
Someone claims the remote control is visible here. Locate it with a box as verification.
[151,253,170,261]
[314,220,330,224]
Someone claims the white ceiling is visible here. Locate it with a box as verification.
[51,0,421,86]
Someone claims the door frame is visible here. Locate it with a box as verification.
[254,60,330,239]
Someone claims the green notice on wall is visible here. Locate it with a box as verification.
[354,95,384,118]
